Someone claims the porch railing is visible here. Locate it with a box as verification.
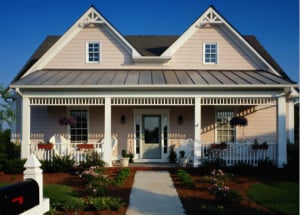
[196,142,277,166]
[30,142,103,165]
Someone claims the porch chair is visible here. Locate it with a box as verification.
[49,135,71,156]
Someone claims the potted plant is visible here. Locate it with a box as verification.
[120,149,129,167]
[37,141,54,150]
[178,150,188,167]
[58,115,76,126]
[168,145,177,163]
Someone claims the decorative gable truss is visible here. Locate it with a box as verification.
[80,9,104,26]
[197,8,223,26]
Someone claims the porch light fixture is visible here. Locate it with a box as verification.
[120,115,126,124]
[178,115,183,125]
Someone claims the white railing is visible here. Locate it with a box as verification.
[30,142,103,165]
[197,142,277,166]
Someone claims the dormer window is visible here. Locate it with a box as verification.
[203,42,218,64]
[86,41,100,63]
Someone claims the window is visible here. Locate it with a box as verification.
[70,110,88,143]
[86,42,100,63]
[204,43,217,64]
[216,110,235,143]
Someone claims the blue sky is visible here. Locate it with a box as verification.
[0,0,298,87]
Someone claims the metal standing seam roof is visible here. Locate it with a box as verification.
[10,69,294,88]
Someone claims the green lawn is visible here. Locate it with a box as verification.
[247,181,299,215]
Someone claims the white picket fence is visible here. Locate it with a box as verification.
[197,142,277,166]
[29,143,103,165]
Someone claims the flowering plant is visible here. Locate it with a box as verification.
[58,115,76,126]
[203,169,242,204]
[229,116,248,127]
[80,166,112,197]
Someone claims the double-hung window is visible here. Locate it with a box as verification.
[70,110,88,143]
[216,110,235,143]
[204,43,218,64]
[86,42,100,63]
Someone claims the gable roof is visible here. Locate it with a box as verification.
[9,5,296,88]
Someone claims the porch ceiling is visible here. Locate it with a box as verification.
[10,69,294,89]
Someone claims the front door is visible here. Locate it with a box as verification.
[142,115,161,159]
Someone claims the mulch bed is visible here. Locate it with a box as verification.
[0,167,282,215]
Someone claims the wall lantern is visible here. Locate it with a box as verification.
[178,115,183,125]
[120,115,126,124]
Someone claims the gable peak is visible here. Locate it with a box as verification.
[80,7,104,27]
[197,7,223,27]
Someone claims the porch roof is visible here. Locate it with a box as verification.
[10,69,295,89]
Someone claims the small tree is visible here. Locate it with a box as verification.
[0,85,15,130]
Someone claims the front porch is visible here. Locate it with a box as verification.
[17,93,288,167]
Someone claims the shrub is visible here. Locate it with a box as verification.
[82,166,112,197]
[168,146,177,163]
[62,197,86,212]
[5,159,26,174]
[176,169,195,188]
[87,197,124,210]
[80,151,105,169]
[41,155,75,173]
[114,168,130,186]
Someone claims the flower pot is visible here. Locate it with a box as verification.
[178,157,188,167]
[37,143,54,150]
[77,144,94,149]
[120,158,129,167]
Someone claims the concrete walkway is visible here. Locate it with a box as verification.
[126,171,186,215]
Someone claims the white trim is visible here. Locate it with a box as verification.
[133,109,170,162]
[287,99,295,142]
[203,42,218,64]
[214,109,236,143]
[86,41,101,64]
[67,108,90,143]
[21,97,30,159]
[277,96,287,167]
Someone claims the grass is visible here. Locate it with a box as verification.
[247,181,299,215]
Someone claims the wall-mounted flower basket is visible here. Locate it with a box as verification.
[252,142,268,150]
[37,143,54,150]
[77,144,94,149]
[210,142,228,150]
[230,116,248,127]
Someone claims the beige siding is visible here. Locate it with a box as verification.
[201,106,215,143]
[31,106,67,143]
[169,107,194,147]
[237,106,277,143]
[168,25,259,70]
[45,25,133,69]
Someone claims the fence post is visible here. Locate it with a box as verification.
[21,154,50,215]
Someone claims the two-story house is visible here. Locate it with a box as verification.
[9,6,297,167]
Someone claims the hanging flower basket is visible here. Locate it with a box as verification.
[210,142,228,150]
[77,144,94,149]
[230,116,248,127]
[58,116,76,126]
[37,143,54,150]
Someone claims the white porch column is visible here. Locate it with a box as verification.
[287,99,295,143]
[103,97,112,167]
[21,97,30,159]
[193,97,201,167]
[277,96,287,168]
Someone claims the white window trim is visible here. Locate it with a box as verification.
[214,108,236,143]
[203,42,218,64]
[86,41,101,64]
[68,108,90,143]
